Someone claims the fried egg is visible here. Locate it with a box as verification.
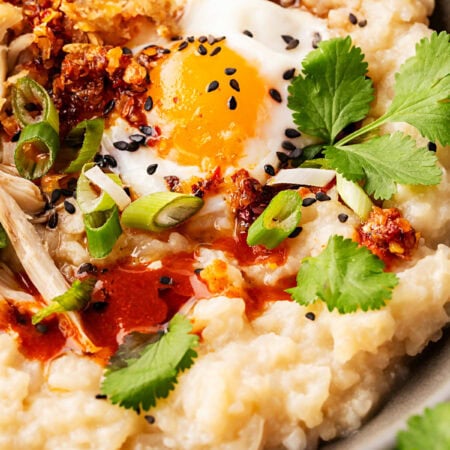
[103,0,330,203]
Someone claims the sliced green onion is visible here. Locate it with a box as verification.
[14,122,60,180]
[336,173,373,220]
[83,165,130,210]
[32,278,96,325]
[0,224,7,249]
[12,76,59,132]
[121,192,204,232]
[64,118,104,173]
[247,190,302,249]
[77,163,122,214]
[84,206,122,258]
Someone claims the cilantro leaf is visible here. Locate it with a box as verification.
[286,235,399,313]
[385,32,450,146]
[288,36,373,144]
[325,133,442,200]
[101,314,198,411]
[396,403,450,450]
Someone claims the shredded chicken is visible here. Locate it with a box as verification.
[0,262,35,304]
[0,165,45,215]
[0,3,22,43]
[0,186,97,353]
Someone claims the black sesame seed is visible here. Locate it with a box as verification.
[210,46,222,56]
[338,213,349,223]
[264,164,276,176]
[95,394,107,400]
[312,32,322,49]
[11,130,21,142]
[305,312,315,321]
[161,48,171,54]
[92,302,108,312]
[281,35,294,44]
[122,47,132,55]
[48,212,58,229]
[358,19,367,27]
[225,67,237,76]
[103,154,117,168]
[178,41,188,51]
[198,44,207,55]
[194,268,203,275]
[243,30,253,38]
[35,323,48,334]
[281,140,296,151]
[50,189,61,205]
[64,200,76,214]
[127,141,140,152]
[113,141,129,151]
[269,88,282,103]
[228,96,237,110]
[146,164,158,175]
[207,80,219,92]
[160,276,174,285]
[171,36,183,41]
[144,96,154,112]
[348,13,358,25]
[428,142,437,151]
[130,134,146,145]
[94,154,105,167]
[187,36,195,43]
[316,191,331,202]
[276,151,289,163]
[282,68,296,80]
[302,197,316,207]
[289,147,303,159]
[286,39,299,50]
[103,99,115,116]
[215,36,226,43]
[144,415,155,424]
[285,128,301,139]
[288,226,303,238]
[196,35,206,43]
[229,79,240,92]
[139,125,154,136]
[78,262,97,274]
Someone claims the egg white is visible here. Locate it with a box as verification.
[102,0,330,221]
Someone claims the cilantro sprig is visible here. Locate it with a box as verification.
[396,403,450,450]
[286,235,399,313]
[101,314,198,411]
[288,32,449,201]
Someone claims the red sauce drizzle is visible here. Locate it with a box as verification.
[80,253,197,360]
[213,232,287,266]
[0,303,65,361]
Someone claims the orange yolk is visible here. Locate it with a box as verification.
[147,41,267,169]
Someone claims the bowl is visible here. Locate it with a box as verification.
[323,4,450,448]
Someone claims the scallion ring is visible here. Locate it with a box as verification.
[84,206,122,259]
[77,163,122,214]
[14,122,60,180]
[247,190,302,249]
[32,278,96,325]
[121,192,204,232]
[12,76,59,132]
[64,118,104,173]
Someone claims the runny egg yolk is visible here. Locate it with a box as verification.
[147,40,267,169]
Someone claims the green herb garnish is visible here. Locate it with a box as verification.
[288,32,449,201]
[286,235,399,313]
[396,403,450,450]
[101,314,198,411]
